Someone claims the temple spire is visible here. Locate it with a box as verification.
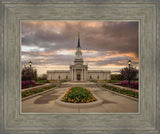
[77,32,80,48]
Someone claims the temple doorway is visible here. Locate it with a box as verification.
[77,74,81,81]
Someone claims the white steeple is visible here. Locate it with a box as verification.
[74,32,83,65]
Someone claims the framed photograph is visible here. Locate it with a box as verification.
[1,0,159,133]
[21,20,139,113]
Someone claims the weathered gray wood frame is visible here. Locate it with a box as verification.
[1,0,159,133]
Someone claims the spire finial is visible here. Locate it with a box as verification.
[77,32,80,48]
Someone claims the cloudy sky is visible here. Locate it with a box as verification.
[21,21,139,76]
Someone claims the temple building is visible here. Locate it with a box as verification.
[47,32,111,81]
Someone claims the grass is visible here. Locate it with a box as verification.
[102,85,138,98]
[61,87,97,103]
[21,85,56,98]
[35,80,51,83]
[107,80,121,83]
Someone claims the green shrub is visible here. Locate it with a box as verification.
[36,80,51,83]
[111,74,122,80]
[107,80,121,83]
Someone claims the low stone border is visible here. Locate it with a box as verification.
[55,92,103,108]
[21,87,57,101]
[101,87,138,102]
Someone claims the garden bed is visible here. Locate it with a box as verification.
[21,85,56,98]
[107,80,138,89]
[102,85,138,98]
[61,87,97,103]
[22,83,44,89]
[21,80,46,89]
[119,81,138,89]
[115,83,138,89]
[55,87,103,108]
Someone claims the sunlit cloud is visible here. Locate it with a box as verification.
[22,46,45,52]
[85,51,138,63]
[55,49,75,55]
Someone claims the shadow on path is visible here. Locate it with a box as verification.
[34,94,60,104]
[102,99,116,104]
[34,90,60,104]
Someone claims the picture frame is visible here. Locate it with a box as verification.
[1,0,159,133]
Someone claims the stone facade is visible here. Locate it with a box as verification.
[88,70,111,80]
[47,33,111,81]
[47,70,70,80]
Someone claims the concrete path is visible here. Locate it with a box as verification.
[21,87,138,113]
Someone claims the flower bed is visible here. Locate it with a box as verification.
[21,80,36,89]
[103,85,138,98]
[61,87,97,103]
[21,85,56,98]
[120,81,138,89]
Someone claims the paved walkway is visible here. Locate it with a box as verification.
[22,86,138,113]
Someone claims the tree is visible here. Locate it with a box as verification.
[21,65,37,81]
[120,66,138,80]
[37,74,47,80]
[111,74,122,80]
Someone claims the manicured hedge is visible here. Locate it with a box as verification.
[21,85,56,98]
[35,80,51,83]
[107,80,121,83]
[61,87,97,103]
[103,85,138,98]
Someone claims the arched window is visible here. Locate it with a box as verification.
[90,76,92,79]
[97,76,99,79]
[66,76,68,79]
[58,75,60,80]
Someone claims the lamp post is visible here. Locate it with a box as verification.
[128,60,132,87]
[28,61,32,87]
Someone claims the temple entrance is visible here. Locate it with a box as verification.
[77,74,81,81]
